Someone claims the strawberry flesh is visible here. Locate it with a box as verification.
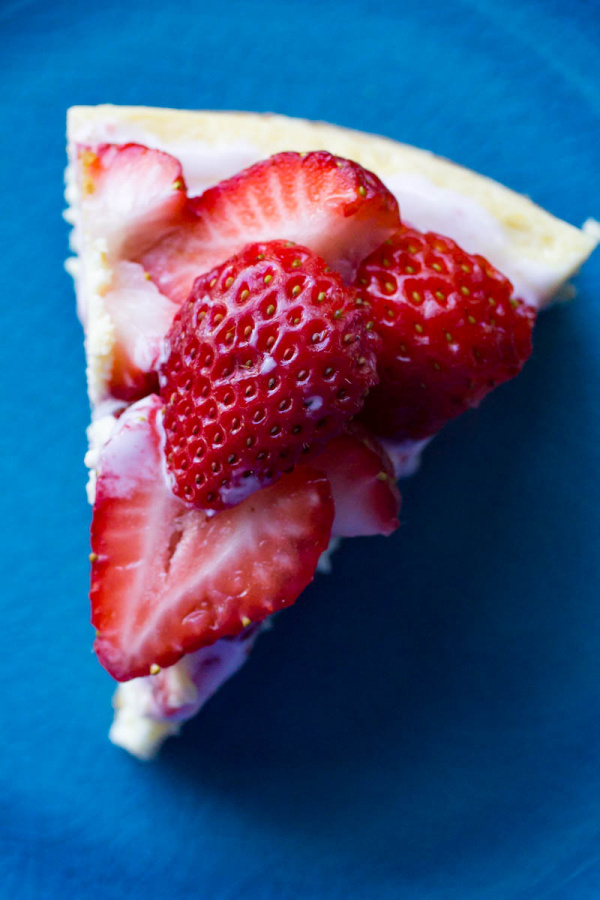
[90,395,334,681]
[313,423,401,537]
[76,143,187,259]
[140,150,400,304]
[104,262,179,401]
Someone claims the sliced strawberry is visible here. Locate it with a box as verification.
[140,151,400,304]
[104,262,179,401]
[90,395,334,682]
[76,143,187,258]
[312,424,401,537]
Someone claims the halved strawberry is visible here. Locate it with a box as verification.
[76,143,187,258]
[312,424,401,537]
[104,262,179,401]
[90,394,334,681]
[140,151,400,304]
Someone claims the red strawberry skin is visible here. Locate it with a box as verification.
[140,151,400,304]
[76,143,187,258]
[355,227,536,440]
[159,240,379,511]
[313,424,401,537]
[90,395,334,682]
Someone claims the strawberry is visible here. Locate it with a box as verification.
[159,240,379,511]
[104,262,179,401]
[90,394,334,682]
[354,226,536,440]
[140,151,400,304]
[76,143,187,258]
[313,424,401,537]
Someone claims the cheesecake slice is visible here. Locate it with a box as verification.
[65,105,597,759]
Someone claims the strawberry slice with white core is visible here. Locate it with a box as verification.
[312,424,401,537]
[90,394,334,682]
[76,143,187,258]
[140,151,401,304]
[104,262,179,401]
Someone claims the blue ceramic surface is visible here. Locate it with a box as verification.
[1,0,599,896]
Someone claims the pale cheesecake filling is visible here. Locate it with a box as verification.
[68,133,593,759]
[110,628,263,760]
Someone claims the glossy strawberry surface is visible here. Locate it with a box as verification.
[159,240,379,510]
[355,226,536,440]
[90,395,334,681]
[140,150,400,303]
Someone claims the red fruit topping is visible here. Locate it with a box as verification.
[159,240,378,511]
[104,262,179,401]
[313,423,401,537]
[90,395,334,682]
[354,226,536,440]
[140,151,400,303]
[76,143,187,258]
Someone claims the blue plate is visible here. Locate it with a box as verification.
[2,0,599,897]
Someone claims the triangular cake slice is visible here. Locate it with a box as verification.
[65,105,597,759]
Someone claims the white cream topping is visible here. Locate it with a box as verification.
[258,355,277,375]
[109,679,180,761]
[382,437,433,480]
[84,412,121,503]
